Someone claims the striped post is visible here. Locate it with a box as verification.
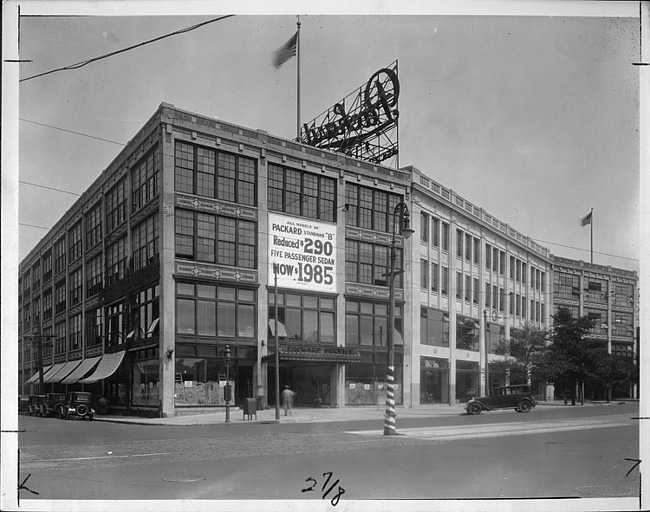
[384,366,396,435]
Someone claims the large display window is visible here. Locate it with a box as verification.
[420,357,449,403]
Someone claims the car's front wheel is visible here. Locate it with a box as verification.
[518,400,532,413]
[467,402,482,415]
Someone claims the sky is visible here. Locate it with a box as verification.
[12,2,642,273]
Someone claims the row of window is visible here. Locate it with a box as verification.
[554,272,636,307]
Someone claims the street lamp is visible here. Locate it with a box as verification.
[384,202,414,436]
[224,345,231,423]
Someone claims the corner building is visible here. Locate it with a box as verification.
[18,103,638,416]
[18,103,412,416]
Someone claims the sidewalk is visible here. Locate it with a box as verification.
[92,400,580,427]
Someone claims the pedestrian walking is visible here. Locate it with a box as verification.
[281,385,296,416]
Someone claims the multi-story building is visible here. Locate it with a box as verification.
[551,256,638,399]
[17,103,638,417]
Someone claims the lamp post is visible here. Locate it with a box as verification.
[384,202,414,436]
[224,345,231,423]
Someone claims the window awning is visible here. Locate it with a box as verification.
[78,351,126,384]
[393,329,404,346]
[41,363,66,384]
[60,356,101,384]
[46,360,83,384]
[25,365,51,384]
[268,320,287,337]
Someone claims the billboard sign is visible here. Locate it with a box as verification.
[268,212,337,293]
[301,61,399,165]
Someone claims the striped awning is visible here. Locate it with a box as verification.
[78,351,126,384]
[60,356,101,384]
[25,365,51,384]
[40,363,66,383]
[45,360,83,384]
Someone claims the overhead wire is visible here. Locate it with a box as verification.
[19,15,235,83]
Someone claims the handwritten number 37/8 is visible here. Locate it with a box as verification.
[302,471,345,506]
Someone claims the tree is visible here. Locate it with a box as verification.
[494,322,551,386]
[535,307,608,403]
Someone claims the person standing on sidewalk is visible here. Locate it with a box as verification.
[281,385,296,416]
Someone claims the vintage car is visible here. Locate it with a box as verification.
[60,392,95,421]
[41,393,67,417]
[28,395,46,416]
[18,395,32,414]
[466,384,536,415]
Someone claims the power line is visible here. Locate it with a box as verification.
[20,222,51,230]
[20,118,125,146]
[20,15,234,83]
[532,238,638,263]
[19,180,82,196]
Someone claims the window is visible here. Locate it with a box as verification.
[456,272,462,299]
[132,147,159,212]
[43,250,52,283]
[421,259,429,288]
[178,283,256,339]
[55,281,66,315]
[441,223,449,251]
[175,141,257,206]
[531,266,536,288]
[420,308,450,347]
[510,256,515,279]
[499,251,505,275]
[345,183,399,232]
[492,248,498,272]
[132,215,160,271]
[432,218,440,247]
[130,285,160,340]
[106,237,127,285]
[85,308,103,347]
[106,302,125,347]
[106,178,127,233]
[585,279,608,304]
[522,263,527,285]
[347,300,400,346]
[421,213,428,242]
[68,221,83,263]
[516,294,521,316]
[465,234,472,261]
[86,204,102,249]
[485,282,490,308]
[499,288,505,312]
[32,261,41,291]
[345,240,400,288]
[456,315,479,351]
[32,297,40,327]
[420,357,449,403]
[486,323,505,354]
[55,321,66,354]
[54,238,66,275]
[432,262,439,292]
[86,255,103,297]
[269,163,336,221]
[69,314,82,351]
[456,230,463,257]
[272,292,335,343]
[174,209,256,269]
[516,260,521,282]
[43,289,52,321]
[441,266,448,295]
[465,275,471,302]
[473,278,479,304]
[612,311,634,337]
[492,285,498,312]
[613,282,634,307]
[69,268,82,306]
[485,244,491,270]
[554,272,580,299]
[473,238,479,265]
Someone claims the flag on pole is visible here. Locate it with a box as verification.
[581,211,592,226]
[273,32,298,68]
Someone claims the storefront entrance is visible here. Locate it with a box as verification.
[267,363,332,407]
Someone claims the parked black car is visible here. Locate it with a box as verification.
[18,395,32,414]
[28,395,46,416]
[41,393,67,417]
[466,384,536,415]
[60,392,95,421]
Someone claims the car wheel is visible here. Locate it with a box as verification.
[77,404,89,416]
[518,400,532,413]
[468,403,482,415]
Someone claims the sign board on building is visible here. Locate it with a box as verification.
[268,212,338,293]
[301,61,399,166]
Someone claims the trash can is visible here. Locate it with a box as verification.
[243,398,257,420]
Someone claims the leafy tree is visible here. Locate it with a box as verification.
[494,322,551,386]
[535,307,609,402]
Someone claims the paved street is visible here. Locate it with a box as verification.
[16,402,639,506]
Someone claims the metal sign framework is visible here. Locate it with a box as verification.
[301,61,399,167]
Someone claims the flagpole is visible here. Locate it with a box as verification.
[296,16,301,141]
[590,208,593,264]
